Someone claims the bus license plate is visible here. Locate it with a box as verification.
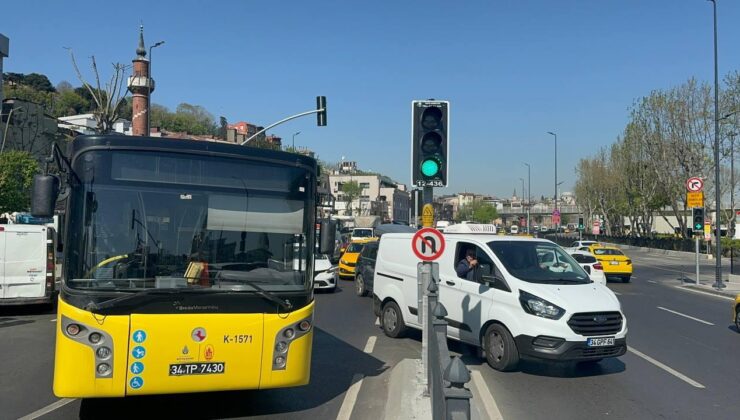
[587,337,614,347]
[169,362,225,376]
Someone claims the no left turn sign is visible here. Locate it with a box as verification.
[412,228,446,261]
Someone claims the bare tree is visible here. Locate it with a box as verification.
[66,48,130,133]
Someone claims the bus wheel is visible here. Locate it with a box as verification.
[356,274,368,297]
[484,324,519,371]
[382,301,405,338]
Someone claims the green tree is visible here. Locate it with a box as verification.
[456,201,498,223]
[0,151,39,213]
[340,180,363,216]
[23,73,55,92]
[53,89,89,117]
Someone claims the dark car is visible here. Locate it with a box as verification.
[354,240,379,297]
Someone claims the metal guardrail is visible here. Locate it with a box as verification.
[425,279,473,420]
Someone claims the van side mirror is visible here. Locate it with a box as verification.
[31,175,60,218]
[319,220,337,255]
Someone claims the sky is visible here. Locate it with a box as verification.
[3,0,739,199]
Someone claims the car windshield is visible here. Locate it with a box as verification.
[65,150,313,293]
[353,229,373,237]
[488,241,590,284]
[346,243,365,253]
[593,248,624,256]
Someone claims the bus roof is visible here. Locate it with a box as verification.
[67,135,318,171]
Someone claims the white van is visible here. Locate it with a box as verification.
[0,225,57,306]
[372,224,626,371]
[509,225,519,235]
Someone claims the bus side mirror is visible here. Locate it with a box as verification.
[319,220,337,255]
[31,175,60,218]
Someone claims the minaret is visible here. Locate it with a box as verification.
[127,26,154,136]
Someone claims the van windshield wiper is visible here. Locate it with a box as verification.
[544,278,590,284]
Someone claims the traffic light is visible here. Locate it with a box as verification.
[578,217,584,230]
[316,96,327,126]
[692,207,704,232]
[412,100,449,187]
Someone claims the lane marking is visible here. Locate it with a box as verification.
[627,346,705,389]
[336,373,364,420]
[363,336,376,353]
[470,369,504,420]
[673,285,734,301]
[50,318,57,322]
[374,317,380,326]
[613,291,622,295]
[18,398,76,420]
[647,280,657,284]
[657,306,714,325]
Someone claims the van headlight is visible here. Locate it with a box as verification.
[519,290,565,320]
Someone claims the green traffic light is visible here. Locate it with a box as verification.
[421,159,440,177]
[695,223,702,230]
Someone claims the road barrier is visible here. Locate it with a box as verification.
[425,279,473,420]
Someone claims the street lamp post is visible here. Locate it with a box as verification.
[547,131,558,227]
[708,0,723,289]
[524,162,531,234]
[147,40,165,134]
[292,131,301,149]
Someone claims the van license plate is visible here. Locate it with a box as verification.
[587,337,614,347]
[610,261,619,265]
[169,362,225,376]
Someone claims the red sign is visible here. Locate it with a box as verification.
[592,220,600,235]
[686,177,703,192]
[412,228,446,261]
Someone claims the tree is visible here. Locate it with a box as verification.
[456,201,498,223]
[219,116,228,140]
[53,89,89,117]
[0,151,39,213]
[67,48,130,133]
[340,180,362,216]
[23,73,55,93]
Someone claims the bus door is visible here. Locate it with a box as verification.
[125,313,265,395]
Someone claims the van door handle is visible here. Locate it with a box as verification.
[445,280,455,286]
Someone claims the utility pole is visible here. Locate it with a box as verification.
[547,131,558,228]
[708,0,723,289]
[0,34,9,150]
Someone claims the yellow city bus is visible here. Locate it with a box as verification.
[31,135,334,397]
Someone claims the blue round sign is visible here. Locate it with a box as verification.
[130,361,144,374]
[129,376,144,389]
[132,330,147,343]
[132,346,146,359]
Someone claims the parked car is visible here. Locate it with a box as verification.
[355,240,379,297]
[590,245,632,282]
[568,250,607,286]
[373,224,626,371]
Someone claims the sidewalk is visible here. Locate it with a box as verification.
[679,277,740,299]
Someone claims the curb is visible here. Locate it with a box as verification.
[682,284,738,299]
[383,358,430,420]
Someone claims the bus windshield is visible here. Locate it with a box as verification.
[65,150,313,293]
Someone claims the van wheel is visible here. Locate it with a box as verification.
[622,276,631,283]
[484,324,519,371]
[381,301,405,338]
[356,274,368,297]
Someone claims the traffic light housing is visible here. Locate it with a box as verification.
[316,96,327,126]
[578,217,584,230]
[412,100,449,187]
[692,207,704,232]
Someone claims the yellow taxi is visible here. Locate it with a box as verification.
[589,245,633,283]
[338,239,376,279]
[733,294,740,332]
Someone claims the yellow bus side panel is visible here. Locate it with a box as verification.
[260,301,314,388]
[53,298,131,398]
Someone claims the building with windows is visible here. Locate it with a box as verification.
[329,173,410,224]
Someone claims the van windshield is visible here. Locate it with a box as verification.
[488,241,590,284]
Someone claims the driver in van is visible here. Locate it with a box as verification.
[456,248,478,280]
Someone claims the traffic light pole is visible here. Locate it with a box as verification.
[696,235,700,286]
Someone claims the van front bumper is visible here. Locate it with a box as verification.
[514,334,627,361]
[0,293,55,306]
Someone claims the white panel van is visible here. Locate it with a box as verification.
[372,224,627,371]
[0,225,57,306]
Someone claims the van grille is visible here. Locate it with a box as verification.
[567,312,622,336]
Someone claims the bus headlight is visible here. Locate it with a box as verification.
[298,320,311,332]
[96,363,111,375]
[96,346,112,359]
[274,356,286,368]
[89,332,103,344]
[275,341,289,354]
[66,324,81,336]
[283,328,295,339]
